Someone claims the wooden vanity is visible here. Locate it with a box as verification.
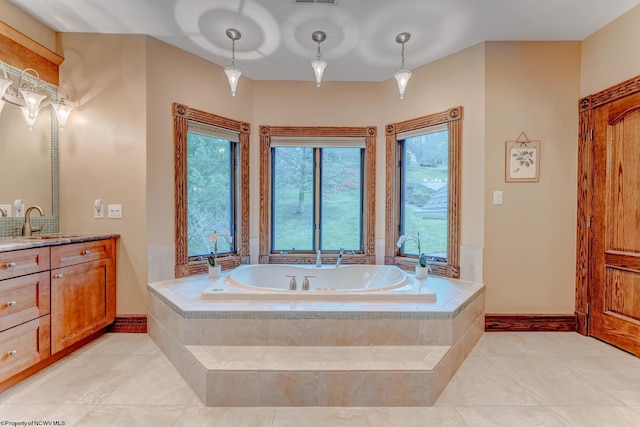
[0,235,117,392]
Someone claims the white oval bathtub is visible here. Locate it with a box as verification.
[227,264,409,292]
[201,264,436,302]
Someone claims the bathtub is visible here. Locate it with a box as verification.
[201,264,436,301]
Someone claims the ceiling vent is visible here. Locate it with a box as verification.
[294,0,337,5]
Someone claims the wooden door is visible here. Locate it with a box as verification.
[591,91,640,356]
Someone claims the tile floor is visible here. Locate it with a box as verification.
[1,331,640,426]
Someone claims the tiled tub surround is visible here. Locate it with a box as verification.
[147,274,485,407]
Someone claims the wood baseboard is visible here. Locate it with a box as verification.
[485,314,576,332]
[107,315,147,333]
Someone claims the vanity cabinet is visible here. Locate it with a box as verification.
[0,236,117,389]
[0,249,51,383]
[50,239,116,354]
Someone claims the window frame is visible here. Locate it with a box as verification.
[385,107,462,278]
[173,103,250,278]
[259,125,376,264]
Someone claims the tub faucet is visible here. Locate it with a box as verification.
[316,250,322,267]
[335,248,345,267]
[22,206,44,236]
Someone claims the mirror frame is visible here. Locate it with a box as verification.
[0,23,62,237]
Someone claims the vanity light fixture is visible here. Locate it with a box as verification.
[311,30,327,87]
[224,28,242,97]
[394,32,412,100]
[51,86,74,130]
[0,60,74,129]
[0,61,48,129]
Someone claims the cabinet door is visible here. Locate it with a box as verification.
[50,258,115,354]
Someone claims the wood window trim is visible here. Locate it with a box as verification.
[173,102,250,278]
[259,125,377,264]
[384,107,463,278]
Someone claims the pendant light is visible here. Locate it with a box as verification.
[311,31,327,87]
[224,28,242,97]
[394,32,412,100]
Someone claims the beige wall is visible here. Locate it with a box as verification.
[582,5,640,97]
[484,42,580,314]
[57,33,148,314]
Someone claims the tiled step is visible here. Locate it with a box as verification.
[186,345,452,406]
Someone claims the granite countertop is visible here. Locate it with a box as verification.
[0,234,120,252]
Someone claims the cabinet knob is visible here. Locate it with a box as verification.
[54,274,64,279]
[6,262,17,268]
[6,301,17,307]
[81,250,91,255]
[7,350,17,357]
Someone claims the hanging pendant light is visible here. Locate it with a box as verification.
[394,32,412,100]
[224,28,242,97]
[311,31,327,87]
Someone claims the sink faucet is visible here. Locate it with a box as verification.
[22,206,45,236]
[0,207,6,217]
[335,248,345,267]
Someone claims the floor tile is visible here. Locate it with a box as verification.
[74,405,184,427]
[174,407,276,426]
[273,407,370,427]
[456,406,566,427]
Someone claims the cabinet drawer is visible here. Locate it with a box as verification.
[0,272,50,332]
[0,315,50,383]
[0,248,50,281]
[51,239,113,269]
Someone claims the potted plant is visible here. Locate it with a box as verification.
[207,230,231,278]
[397,232,429,279]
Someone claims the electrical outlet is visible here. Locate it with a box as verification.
[107,204,122,219]
[0,204,11,217]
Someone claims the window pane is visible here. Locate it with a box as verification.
[320,147,363,250]
[272,147,314,251]
[400,130,448,259]
[187,131,233,257]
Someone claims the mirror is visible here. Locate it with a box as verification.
[0,64,58,228]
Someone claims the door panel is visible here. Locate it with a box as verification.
[591,92,640,356]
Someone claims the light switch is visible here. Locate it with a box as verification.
[493,191,503,205]
[108,204,122,219]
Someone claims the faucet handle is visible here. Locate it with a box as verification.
[302,276,315,291]
[285,275,297,291]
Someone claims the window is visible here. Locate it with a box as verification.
[271,144,364,252]
[398,125,448,260]
[173,103,250,277]
[385,107,462,278]
[260,126,377,263]
[186,122,236,258]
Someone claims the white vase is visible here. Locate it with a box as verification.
[415,265,428,279]
[208,265,221,278]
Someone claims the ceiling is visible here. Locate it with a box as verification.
[9,0,640,83]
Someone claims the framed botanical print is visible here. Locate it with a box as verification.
[505,139,540,183]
